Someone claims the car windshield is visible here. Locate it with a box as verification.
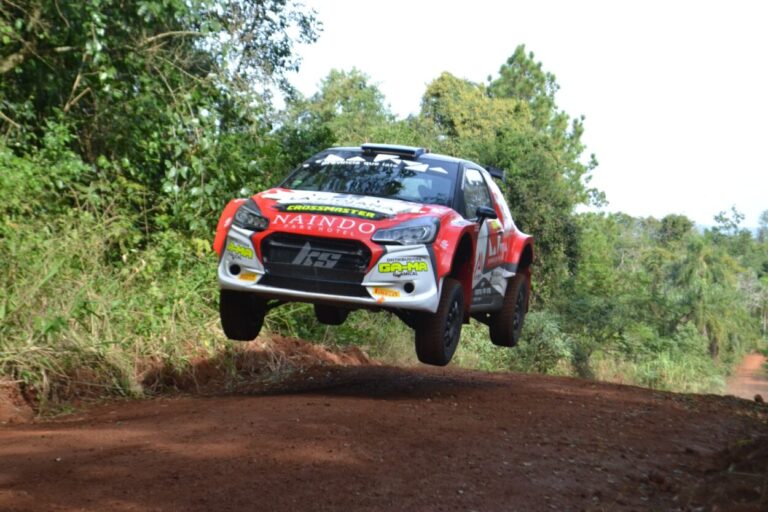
[282,152,458,207]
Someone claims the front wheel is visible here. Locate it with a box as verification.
[489,273,529,347]
[415,278,464,366]
[219,289,266,341]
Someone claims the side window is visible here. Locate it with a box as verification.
[462,168,493,219]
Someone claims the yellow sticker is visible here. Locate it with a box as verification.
[238,272,257,281]
[378,261,428,273]
[372,287,400,298]
[284,204,379,219]
[227,241,254,259]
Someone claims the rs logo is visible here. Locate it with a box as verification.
[292,242,342,268]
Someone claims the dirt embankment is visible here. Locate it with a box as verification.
[1,339,767,511]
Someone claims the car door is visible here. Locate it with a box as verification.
[461,168,504,309]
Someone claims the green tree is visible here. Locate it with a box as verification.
[488,45,559,131]
[421,72,521,146]
[668,237,748,358]
[658,214,694,245]
[713,206,746,237]
[757,209,768,244]
[419,49,599,302]
[296,68,394,145]
[488,45,600,207]
[1,0,319,232]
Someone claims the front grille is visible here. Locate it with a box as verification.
[260,233,371,297]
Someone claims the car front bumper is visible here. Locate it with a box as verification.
[217,227,441,313]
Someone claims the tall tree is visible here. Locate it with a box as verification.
[488,45,559,131]
[419,48,599,302]
[658,214,694,245]
[0,0,319,231]
[292,68,394,145]
[757,209,768,244]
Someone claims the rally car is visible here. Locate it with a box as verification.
[213,144,534,366]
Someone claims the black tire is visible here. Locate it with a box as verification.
[219,289,266,341]
[489,273,529,347]
[314,304,350,326]
[415,278,464,366]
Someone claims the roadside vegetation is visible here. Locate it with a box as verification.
[1,1,767,406]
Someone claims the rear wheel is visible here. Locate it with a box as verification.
[415,278,464,366]
[219,289,266,341]
[314,304,350,325]
[489,273,529,347]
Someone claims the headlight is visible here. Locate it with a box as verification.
[372,218,440,245]
[232,198,269,231]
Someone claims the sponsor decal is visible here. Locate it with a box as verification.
[372,287,400,298]
[472,278,500,304]
[373,153,400,163]
[378,261,428,274]
[487,219,502,231]
[473,286,495,297]
[261,190,422,215]
[485,231,506,269]
[276,203,385,220]
[238,272,258,281]
[291,242,342,268]
[227,241,254,259]
[272,214,376,236]
[318,154,346,165]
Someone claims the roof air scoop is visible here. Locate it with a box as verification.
[361,143,428,159]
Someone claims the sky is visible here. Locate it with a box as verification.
[287,0,767,228]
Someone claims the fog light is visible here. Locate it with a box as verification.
[229,264,241,275]
[404,282,415,294]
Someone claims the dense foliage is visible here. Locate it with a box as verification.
[1,3,766,404]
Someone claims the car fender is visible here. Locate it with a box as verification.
[496,232,534,314]
[433,218,478,314]
[507,232,535,278]
[213,199,246,257]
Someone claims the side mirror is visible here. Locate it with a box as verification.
[476,206,498,223]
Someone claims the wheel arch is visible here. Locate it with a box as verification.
[518,243,534,272]
[509,234,535,276]
[447,233,475,319]
[514,241,534,312]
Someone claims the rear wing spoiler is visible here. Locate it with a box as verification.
[484,166,505,182]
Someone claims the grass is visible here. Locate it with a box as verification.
[0,210,226,405]
[591,351,728,394]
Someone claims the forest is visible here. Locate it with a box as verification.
[1,0,767,405]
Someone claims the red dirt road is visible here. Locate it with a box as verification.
[727,353,768,401]
[1,366,767,511]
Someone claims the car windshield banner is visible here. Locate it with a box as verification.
[273,203,387,220]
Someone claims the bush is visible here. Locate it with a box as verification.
[454,312,573,375]
[0,204,224,404]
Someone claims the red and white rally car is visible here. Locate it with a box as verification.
[213,144,534,365]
